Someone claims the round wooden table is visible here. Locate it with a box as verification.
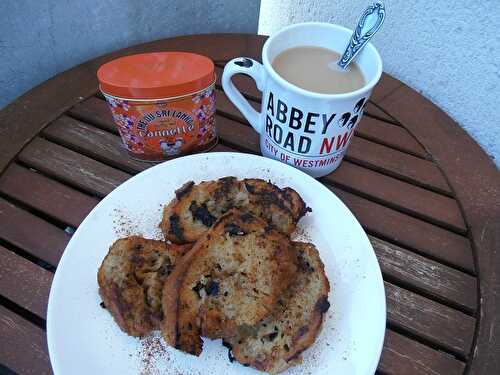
[0,34,498,375]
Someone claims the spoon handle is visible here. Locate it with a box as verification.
[338,1,386,70]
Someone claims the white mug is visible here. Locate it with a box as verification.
[222,22,382,177]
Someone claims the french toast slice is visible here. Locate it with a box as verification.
[159,177,309,244]
[227,242,330,374]
[161,209,298,355]
[97,236,190,337]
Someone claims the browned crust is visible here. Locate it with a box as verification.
[175,181,195,199]
[282,187,311,220]
[284,246,330,368]
[242,178,308,224]
[97,272,153,337]
[283,297,329,368]
[97,236,190,337]
[277,249,330,374]
[161,236,206,354]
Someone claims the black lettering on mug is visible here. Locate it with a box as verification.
[354,97,366,113]
[265,115,273,136]
[267,92,275,116]
[276,100,288,124]
[338,112,351,127]
[304,112,319,134]
[298,136,312,153]
[321,113,336,134]
[273,123,283,143]
[347,114,358,130]
[234,58,253,67]
[289,107,303,130]
[283,132,295,151]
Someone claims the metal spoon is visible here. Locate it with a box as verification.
[337,1,386,70]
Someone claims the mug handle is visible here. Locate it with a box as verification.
[222,57,265,134]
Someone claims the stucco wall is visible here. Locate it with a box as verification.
[0,0,260,109]
[259,0,500,166]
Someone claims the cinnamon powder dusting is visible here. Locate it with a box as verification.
[139,335,169,375]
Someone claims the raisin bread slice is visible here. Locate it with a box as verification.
[160,177,309,244]
[227,242,330,374]
[161,209,298,355]
[97,236,190,337]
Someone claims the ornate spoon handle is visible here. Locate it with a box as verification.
[338,1,386,70]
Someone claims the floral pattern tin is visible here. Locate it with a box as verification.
[97,52,217,161]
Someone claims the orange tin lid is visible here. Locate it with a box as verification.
[97,52,215,100]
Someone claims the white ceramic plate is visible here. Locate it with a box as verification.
[47,152,385,375]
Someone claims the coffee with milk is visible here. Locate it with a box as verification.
[272,46,365,95]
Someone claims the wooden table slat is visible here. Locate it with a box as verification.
[371,236,476,312]
[69,97,121,133]
[379,330,465,375]
[19,137,131,198]
[43,116,150,174]
[211,144,242,153]
[0,198,69,266]
[364,101,400,124]
[0,305,51,375]
[370,73,405,103]
[214,65,261,102]
[355,116,427,158]
[215,88,261,122]
[0,245,52,319]
[0,163,99,228]
[330,187,474,273]
[326,160,466,233]
[386,281,475,356]
[347,137,451,195]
